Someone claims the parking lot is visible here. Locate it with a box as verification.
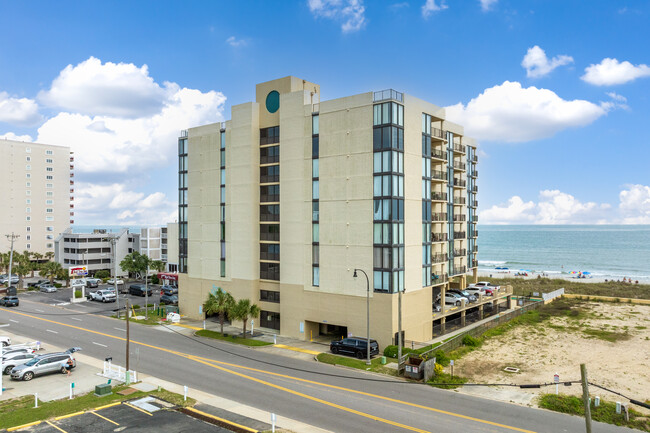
[11,397,236,432]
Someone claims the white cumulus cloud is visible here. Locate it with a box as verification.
[38,56,172,118]
[521,46,574,78]
[480,190,611,224]
[444,81,607,142]
[581,58,650,86]
[479,0,497,12]
[308,0,366,33]
[619,184,650,224]
[0,91,42,126]
[422,0,447,18]
[1,132,34,141]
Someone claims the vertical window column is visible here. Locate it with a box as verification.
[372,101,405,293]
[422,114,432,287]
[260,126,280,281]
[220,130,226,277]
[312,114,320,286]
[178,134,188,273]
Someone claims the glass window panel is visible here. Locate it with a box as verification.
[383,247,390,268]
[399,176,404,197]
[312,180,319,199]
[391,127,398,150]
[374,199,381,220]
[383,223,389,244]
[383,175,390,196]
[393,176,398,197]
[400,223,404,244]
[373,128,381,150]
[383,272,390,291]
[398,128,404,150]
[382,102,389,124]
[312,136,319,155]
[374,247,382,268]
[221,170,226,185]
[422,114,426,133]
[313,245,319,265]
[380,127,389,150]
[312,159,319,178]
[373,105,380,126]
[393,152,399,173]
[221,242,226,257]
[312,115,319,134]
[313,201,319,221]
[313,267,320,286]
[422,246,427,263]
[373,153,381,173]
[383,199,390,220]
[312,223,319,242]
[398,153,403,173]
[398,105,404,127]
[374,223,382,243]
[383,151,390,173]
[392,102,398,125]
[373,271,382,290]
[399,271,404,291]
[374,176,381,196]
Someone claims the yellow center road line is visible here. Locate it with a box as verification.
[45,420,68,433]
[273,344,321,355]
[2,308,535,433]
[191,355,536,433]
[90,410,120,425]
[184,407,258,433]
[123,402,154,416]
[187,355,430,433]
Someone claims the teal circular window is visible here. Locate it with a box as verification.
[266,90,280,113]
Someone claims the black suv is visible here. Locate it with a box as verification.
[128,284,152,297]
[161,286,178,296]
[330,337,379,359]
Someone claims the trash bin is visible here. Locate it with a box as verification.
[381,356,387,365]
[404,357,424,380]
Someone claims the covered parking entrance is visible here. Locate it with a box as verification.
[304,321,348,343]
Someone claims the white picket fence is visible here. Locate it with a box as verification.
[100,361,137,383]
[542,288,565,302]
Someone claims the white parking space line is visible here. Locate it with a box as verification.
[46,329,58,334]
[113,327,126,332]
[35,308,45,312]
[9,319,19,323]
[70,317,82,321]
[57,302,70,306]
[93,342,107,347]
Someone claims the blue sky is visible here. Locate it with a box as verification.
[1,0,649,225]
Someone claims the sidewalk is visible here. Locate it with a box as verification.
[0,330,332,433]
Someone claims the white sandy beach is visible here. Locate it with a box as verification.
[476,270,648,284]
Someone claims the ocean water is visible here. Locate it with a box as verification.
[478,225,650,282]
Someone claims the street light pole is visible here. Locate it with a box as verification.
[110,237,119,317]
[5,233,19,289]
[353,268,371,366]
[145,262,149,320]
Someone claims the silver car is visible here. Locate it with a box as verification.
[39,284,57,293]
[10,348,79,381]
[2,352,37,375]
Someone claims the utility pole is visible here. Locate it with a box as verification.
[110,237,119,317]
[145,261,149,320]
[126,299,130,371]
[5,233,19,288]
[580,363,592,433]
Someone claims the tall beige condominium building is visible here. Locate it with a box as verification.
[178,77,479,347]
[0,139,73,255]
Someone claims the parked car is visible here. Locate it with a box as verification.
[330,337,379,359]
[2,347,35,357]
[39,284,57,293]
[10,348,80,381]
[160,294,178,305]
[2,352,37,375]
[128,284,152,297]
[0,296,19,307]
[107,278,124,285]
[464,286,487,298]
[448,289,477,303]
[90,290,116,303]
[28,279,49,288]
[0,275,19,285]
[436,292,465,306]
[161,286,178,296]
[70,279,86,289]
[471,281,500,296]
[0,335,10,346]
[85,278,101,288]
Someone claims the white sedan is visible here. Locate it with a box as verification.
[107,278,124,285]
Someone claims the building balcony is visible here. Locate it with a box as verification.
[432,212,447,222]
[453,143,466,154]
[453,161,466,171]
[470,170,478,178]
[69,156,74,162]
[470,201,478,208]
[432,253,447,264]
[453,214,466,222]
[453,197,466,205]
[472,230,479,238]
[431,148,447,161]
[373,89,404,103]
[432,233,448,242]
[431,128,446,141]
[453,231,466,239]
[431,273,448,285]
[450,266,467,276]
[70,173,74,178]
[431,192,447,201]
[452,178,466,188]
[472,186,478,193]
[453,248,467,256]
[70,188,74,193]
[70,180,74,185]
[431,170,447,181]
[471,155,478,163]
[471,215,479,222]
[70,204,74,208]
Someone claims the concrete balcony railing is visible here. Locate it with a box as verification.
[432,128,445,140]
[453,161,466,171]
[453,197,466,205]
[432,170,447,181]
[431,148,447,160]
[453,214,466,222]
[432,233,448,242]
[450,266,467,276]
[453,178,466,188]
[454,231,466,239]
[432,212,448,222]
[453,249,467,256]
[432,253,448,264]
[453,143,466,154]
[431,192,447,201]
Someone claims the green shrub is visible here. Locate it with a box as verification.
[384,345,398,358]
[95,270,110,279]
[74,290,82,298]
[433,349,449,366]
[462,334,481,347]
[54,283,62,288]
[151,275,159,285]
[131,304,140,309]
[428,372,467,389]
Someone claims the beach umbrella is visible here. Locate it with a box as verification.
[582,271,591,275]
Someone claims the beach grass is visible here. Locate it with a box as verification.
[486,277,650,299]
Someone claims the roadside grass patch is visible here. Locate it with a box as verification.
[195,329,273,346]
[427,372,468,389]
[582,328,631,342]
[488,277,650,300]
[0,385,195,430]
[316,353,398,376]
[539,394,650,432]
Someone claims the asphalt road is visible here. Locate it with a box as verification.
[0,297,635,433]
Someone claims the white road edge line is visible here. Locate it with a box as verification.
[113,328,126,332]
[35,309,45,312]
[9,319,19,323]
[70,317,82,321]
[92,342,108,347]
[46,329,58,334]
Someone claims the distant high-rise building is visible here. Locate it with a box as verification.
[177,77,484,347]
[0,139,73,255]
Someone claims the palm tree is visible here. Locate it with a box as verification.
[231,299,260,339]
[41,261,63,283]
[203,290,235,335]
[31,252,44,277]
[150,260,165,273]
[44,251,54,261]
[0,252,9,274]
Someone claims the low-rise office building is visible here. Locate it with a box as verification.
[178,77,479,347]
[54,228,139,277]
